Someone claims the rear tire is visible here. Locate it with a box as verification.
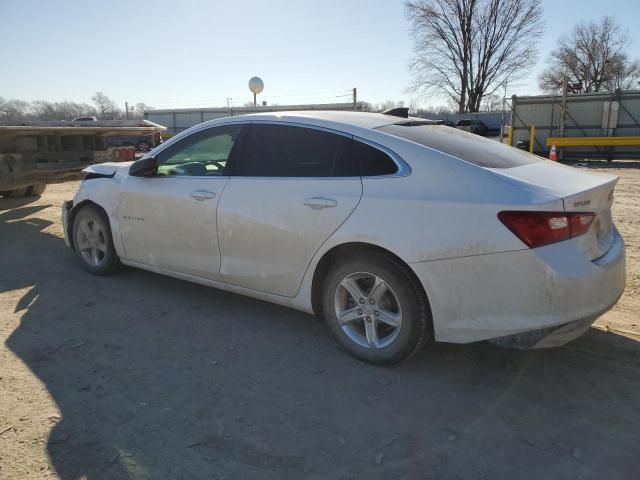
[322,250,431,365]
[72,205,121,275]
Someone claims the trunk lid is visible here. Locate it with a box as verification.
[488,161,618,260]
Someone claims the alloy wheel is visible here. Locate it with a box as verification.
[76,217,108,267]
[334,272,403,349]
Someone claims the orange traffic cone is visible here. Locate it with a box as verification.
[549,145,557,161]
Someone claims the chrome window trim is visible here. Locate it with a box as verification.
[128,175,230,180]
[144,118,411,179]
[147,120,250,157]
[209,176,359,181]
[353,136,412,178]
[245,119,353,139]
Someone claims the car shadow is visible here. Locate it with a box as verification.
[2,211,640,480]
[0,195,47,210]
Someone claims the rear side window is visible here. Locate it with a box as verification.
[232,124,350,177]
[354,141,398,176]
[377,124,542,169]
[329,140,398,177]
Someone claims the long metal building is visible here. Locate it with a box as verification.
[144,103,354,134]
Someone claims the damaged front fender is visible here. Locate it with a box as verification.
[82,161,132,179]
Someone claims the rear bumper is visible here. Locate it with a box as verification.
[489,313,602,349]
[410,228,626,344]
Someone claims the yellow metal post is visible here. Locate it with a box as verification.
[506,126,513,146]
[529,125,535,153]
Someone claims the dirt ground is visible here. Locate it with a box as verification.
[1,163,639,479]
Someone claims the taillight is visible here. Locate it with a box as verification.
[569,212,596,237]
[498,211,596,248]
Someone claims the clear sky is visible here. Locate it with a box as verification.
[1,0,639,109]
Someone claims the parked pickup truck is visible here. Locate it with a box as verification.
[0,120,165,198]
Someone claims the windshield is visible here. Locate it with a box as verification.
[377,124,542,169]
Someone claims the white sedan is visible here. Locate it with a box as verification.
[62,111,626,364]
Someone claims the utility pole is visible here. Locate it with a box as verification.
[499,82,507,143]
[352,88,357,111]
[559,76,568,137]
[559,76,568,160]
[125,101,129,119]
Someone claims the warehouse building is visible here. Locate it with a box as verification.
[144,103,354,134]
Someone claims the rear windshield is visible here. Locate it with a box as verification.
[377,124,542,169]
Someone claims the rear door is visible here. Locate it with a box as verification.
[217,123,362,297]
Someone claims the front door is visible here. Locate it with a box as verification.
[117,124,244,280]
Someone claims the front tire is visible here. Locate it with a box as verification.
[322,251,432,365]
[72,205,121,275]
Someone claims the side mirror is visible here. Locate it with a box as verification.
[129,156,158,177]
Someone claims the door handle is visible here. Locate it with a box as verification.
[304,197,338,210]
[191,190,216,201]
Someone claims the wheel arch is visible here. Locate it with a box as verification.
[310,241,431,320]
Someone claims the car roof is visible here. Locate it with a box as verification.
[229,110,406,129]
[160,111,439,152]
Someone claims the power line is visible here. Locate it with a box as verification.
[147,88,355,109]
[264,89,352,99]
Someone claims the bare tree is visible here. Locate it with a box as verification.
[134,103,150,118]
[0,96,7,119]
[408,98,423,115]
[91,91,118,119]
[406,0,544,113]
[607,55,640,91]
[379,99,406,111]
[29,100,57,119]
[355,101,375,112]
[58,101,98,120]
[539,17,640,93]
[28,100,97,120]
[1,95,116,121]
[1,99,30,121]
[482,93,502,111]
[356,100,406,113]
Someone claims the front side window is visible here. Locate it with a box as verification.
[231,124,351,177]
[156,124,243,177]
